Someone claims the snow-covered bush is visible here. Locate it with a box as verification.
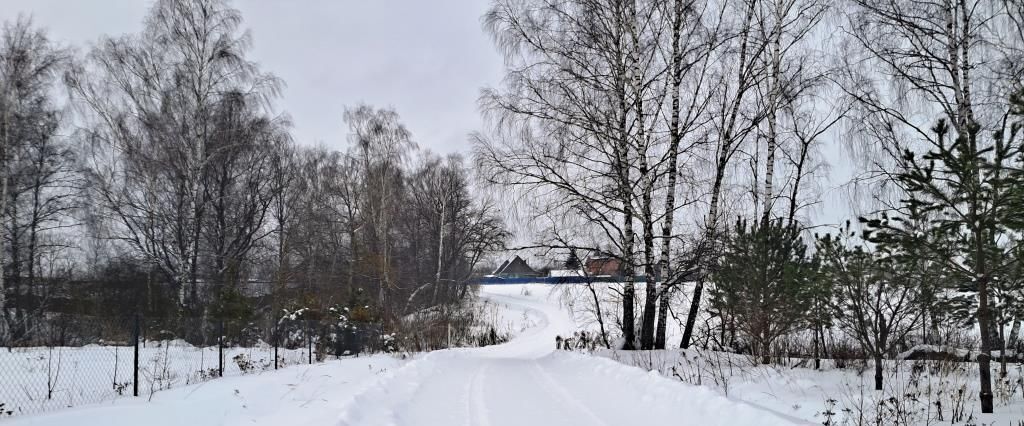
[381,333,398,353]
[232,353,270,374]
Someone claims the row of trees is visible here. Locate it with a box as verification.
[475,0,1024,414]
[0,0,507,345]
[476,0,835,350]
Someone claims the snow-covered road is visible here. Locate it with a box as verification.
[338,285,803,425]
[5,285,803,425]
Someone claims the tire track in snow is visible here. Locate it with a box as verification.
[466,363,492,426]
[527,360,610,426]
[337,285,803,426]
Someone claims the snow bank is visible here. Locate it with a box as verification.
[2,355,404,426]
[897,344,1021,362]
[897,344,973,361]
[543,352,808,425]
[0,341,313,417]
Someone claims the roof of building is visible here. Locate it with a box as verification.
[494,255,539,276]
[492,259,511,275]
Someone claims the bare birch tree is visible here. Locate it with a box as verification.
[651,0,718,350]
[0,17,68,341]
[67,0,282,317]
[478,0,649,348]
[680,0,770,349]
[345,104,416,327]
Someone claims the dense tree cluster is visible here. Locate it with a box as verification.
[0,0,507,348]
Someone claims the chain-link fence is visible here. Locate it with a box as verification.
[0,314,382,419]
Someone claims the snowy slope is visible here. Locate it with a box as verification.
[4,284,804,426]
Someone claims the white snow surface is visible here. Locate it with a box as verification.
[5,284,803,426]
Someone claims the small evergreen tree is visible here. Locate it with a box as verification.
[817,224,921,390]
[709,218,815,363]
[564,252,581,270]
[804,245,833,370]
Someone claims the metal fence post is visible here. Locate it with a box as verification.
[274,320,279,370]
[307,321,312,365]
[133,314,140,397]
[218,320,224,377]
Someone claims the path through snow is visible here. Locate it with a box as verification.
[337,284,804,425]
[5,284,804,425]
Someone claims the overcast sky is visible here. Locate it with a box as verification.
[1,0,861,230]
[1,0,504,155]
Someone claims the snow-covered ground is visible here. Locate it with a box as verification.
[340,284,802,426]
[550,282,1024,425]
[2,284,804,425]
[599,348,1024,425]
[0,340,314,417]
[2,353,405,426]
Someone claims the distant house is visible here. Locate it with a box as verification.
[585,256,623,277]
[548,269,583,278]
[492,255,541,278]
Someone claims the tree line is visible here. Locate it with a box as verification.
[474,0,1024,414]
[0,0,508,347]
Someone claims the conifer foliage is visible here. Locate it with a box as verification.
[860,90,1024,412]
[817,224,921,391]
[709,218,815,364]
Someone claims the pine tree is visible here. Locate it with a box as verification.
[804,239,833,370]
[709,218,814,363]
[817,224,921,390]
[861,92,1024,410]
[564,252,581,270]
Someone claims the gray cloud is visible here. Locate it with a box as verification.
[1,0,504,154]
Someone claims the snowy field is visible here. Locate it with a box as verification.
[1,353,405,426]
[2,284,805,425]
[0,340,314,417]
[10,283,1016,425]
[600,348,1024,425]
[548,282,1024,425]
